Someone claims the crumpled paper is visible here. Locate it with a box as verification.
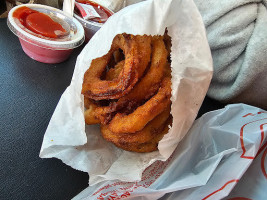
[90,0,125,12]
[73,104,267,200]
[40,0,212,186]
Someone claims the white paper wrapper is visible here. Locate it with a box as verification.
[90,0,125,12]
[73,104,267,200]
[40,0,212,186]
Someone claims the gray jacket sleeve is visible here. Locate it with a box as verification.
[194,0,267,109]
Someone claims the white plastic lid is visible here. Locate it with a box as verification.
[7,4,85,50]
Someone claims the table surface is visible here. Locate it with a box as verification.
[0,18,225,200]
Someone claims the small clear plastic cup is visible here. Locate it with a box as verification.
[73,2,114,42]
[7,4,85,64]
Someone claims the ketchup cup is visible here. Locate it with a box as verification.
[7,4,85,64]
[73,1,114,42]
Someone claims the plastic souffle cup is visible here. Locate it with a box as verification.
[7,4,85,64]
[73,0,114,42]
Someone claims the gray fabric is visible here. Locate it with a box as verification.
[194,0,267,109]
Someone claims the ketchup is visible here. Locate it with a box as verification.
[13,6,67,38]
[75,0,112,23]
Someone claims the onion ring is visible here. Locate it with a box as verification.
[134,35,152,78]
[101,107,172,152]
[95,37,168,124]
[84,97,100,125]
[107,77,172,134]
[82,34,140,100]
[106,35,152,81]
[81,33,173,152]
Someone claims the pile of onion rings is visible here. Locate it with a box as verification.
[82,33,172,152]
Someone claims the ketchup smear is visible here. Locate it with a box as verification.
[75,0,112,23]
[13,6,66,38]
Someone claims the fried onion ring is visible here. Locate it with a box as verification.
[134,35,152,77]
[81,33,173,153]
[107,77,172,134]
[95,37,168,124]
[82,34,152,100]
[101,107,172,152]
[82,34,140,100]
[84,97,100,125]
[116,117,172,153]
